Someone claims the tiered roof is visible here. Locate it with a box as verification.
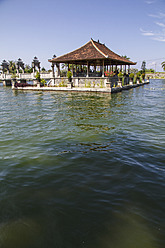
[49,39,136,65]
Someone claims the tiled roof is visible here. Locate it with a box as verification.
[49,39,136,65]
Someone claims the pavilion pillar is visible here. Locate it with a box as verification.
[56,63,60,77]
[102,60,105,77]
[72,64,74,76]
[51,63,55,78]
[87,61,89,77]
[125,65,126,73]
[120,65,122,72]
[128,65,130,74]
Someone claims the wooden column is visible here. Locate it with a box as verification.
[128,65,130,74]
[87,61,89,77]
[102,60,105,77]
[72,64,74,76]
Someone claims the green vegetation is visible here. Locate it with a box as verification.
[11,72,18,79]
[161,61,165,71]
[41,79,47,86]
[35,71,41,82]
[122,55,130,60]
[100,79,104,88]
[118,72,123,78]
[67,70,72,78]
[129,73,134,79]
[59,79,67,87]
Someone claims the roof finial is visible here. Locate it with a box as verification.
[98,39,99,43]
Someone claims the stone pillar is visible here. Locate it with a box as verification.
[102,60,105,77]
[56,63,60,77]
[51,63,55,78]
[16,65,19,74]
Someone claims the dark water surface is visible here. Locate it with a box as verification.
[0,80,165,248]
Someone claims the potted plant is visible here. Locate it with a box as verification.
[117,72,123,87]
[11,73,18,88]
[67,70,72,82]
[142,73,145,80]
[136,71,141,84]
[35,71,41,87]
[118,72,123,81]
[105,71,114,82]
[35,71,41,82]
[129,73,134,85]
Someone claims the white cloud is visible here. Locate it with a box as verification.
[152,36,165,42]
[155,22,165,27]
[140,27,165,42]
[140,28,155,36]
[148,12,165,19]
[141,10,165,42]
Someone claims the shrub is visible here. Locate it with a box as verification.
[41,79,46,86]
[129,73,134,78]
[118,72,123,78]
[136,71,141,79]
[67,71,72,79]
[35,71,40,81]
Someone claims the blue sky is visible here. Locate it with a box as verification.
[0,0,165,71]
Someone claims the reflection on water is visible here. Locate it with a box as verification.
[0,80,165,247]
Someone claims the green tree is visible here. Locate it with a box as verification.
[8,60,16,74]
[41,67,46,72]
[24,64,33,73]
[161,61,165,71]
[122,55,130,60]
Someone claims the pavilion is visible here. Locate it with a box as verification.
[48,38,136,79]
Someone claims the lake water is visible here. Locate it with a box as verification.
[0,80,165,248]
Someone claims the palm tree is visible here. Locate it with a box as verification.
[161,61,165,71]
[8,60,16,74]
[122,55,130,60]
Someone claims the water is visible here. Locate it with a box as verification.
[0,80,165,248]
